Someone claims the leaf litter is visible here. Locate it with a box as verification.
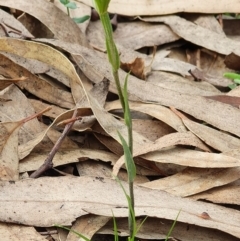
[0,1,240,240]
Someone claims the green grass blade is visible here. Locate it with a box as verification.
[165,210,181,241]
[111,211,119,241]
[117,131,136,182]
[55,224,91,241]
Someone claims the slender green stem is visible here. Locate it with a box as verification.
[94,0,135,238]
[113,70,125,112]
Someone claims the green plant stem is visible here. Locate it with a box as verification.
[113,70,125,111]
[94,0,135,238]
[67,7,70,16]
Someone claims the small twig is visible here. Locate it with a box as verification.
[30,109,78,178]
[188,69,201,81]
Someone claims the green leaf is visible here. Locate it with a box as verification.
[65,2,77,9]
[224,72,240,80]
[72,15,90,23]
[117,132,136,183]
[60,0,69,5]
[234,79,240,84]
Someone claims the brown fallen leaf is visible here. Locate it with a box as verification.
[66,215,110,241]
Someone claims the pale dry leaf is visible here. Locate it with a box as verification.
[172,108,240,152]
[0,223,46,241]
[79,0,240,16]
[140,167,240,197]
[142,146,240,168]
[30,99,66,119]
[132,119,174,141]
[1,51,73,88]
[20,148,118,172]
[0,85,42,147]
[0,9,34,39]
[1,52,50,75]
[192,179,240,205]
[57,43,240,139]
[0,0,88,45]
[76,160,149,184]
[113,131,211,175]
[0,53,75,109]
[31,37,240,140]
[0,120,22,181]
[0,38,86,105]
[193,15,225,35]
[18,107,92,159]
[147,71,220,96]
[142,15,240,56]
[152,57,232,87]
[105,100,187,133]
[87,21,179,50]
[1,176,240,238]
[66,215,110,241]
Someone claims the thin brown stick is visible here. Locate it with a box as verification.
[30,109,78,178]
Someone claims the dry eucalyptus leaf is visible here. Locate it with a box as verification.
[79,0,240,16]
[113,131,211,175]
[0,85,42,145]
[142,15,240,56]
[0,223,46,241]
[147,71,220,96]
[67,215,110,241]
[0,0,88,45]
[142,146,240,168]
[0,9,34,39]
[0,53,74,109]
[0,38,85,105]
[1,176,240,239]
[20,148,118,172]
[140,167,240,197]
[192,179,240,205]
[0,120,21,181]
[105,100,187,133]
